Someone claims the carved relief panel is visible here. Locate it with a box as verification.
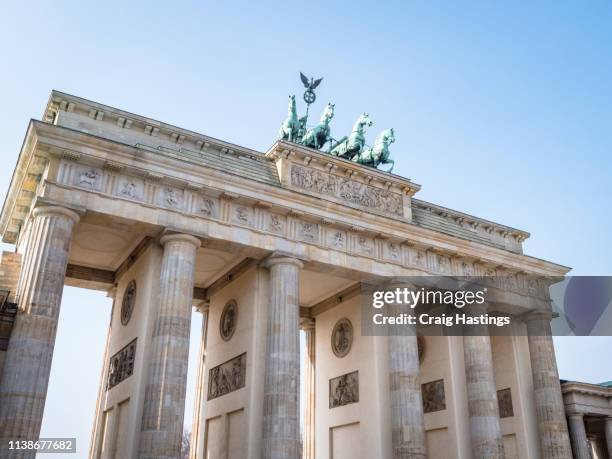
[354,234,374,256]
[107,338,137,390]
[198,195,218,218]
[290,164,403,217]
[116,176,144,201]
[267,213,286,234]
[297,221,319,243]
[497,388,514,418]
[421,379,446,413]
[157,186,184,210]
[73,165,103,191]
[232,205,252,226]
[327,229,346,250]
[207,353,247,400]
[384,241,402,262]
[329,370,359,408]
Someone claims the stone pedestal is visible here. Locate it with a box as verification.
[0,206,79,458]
[463,304,504,459]
[605,416,612,459]
[139,233,200,458]
[525,311,573,459]
[302,319,316,459]
[387,287,426,458]
[262,255,303,459]
[568,414,590,459]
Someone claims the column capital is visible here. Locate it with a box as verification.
[300,317,315,331]
[568,412,585,420]
[261,252,304,269]
[385,277,418,290]
[522,309,555,323]
[160,232,201,248]
[106,286,117,299]
[194,300,210,313]
[32,205,80,224]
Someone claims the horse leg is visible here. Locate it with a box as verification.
[384,158,394,173]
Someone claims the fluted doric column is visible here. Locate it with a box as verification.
[463,303,504,459]
[139,233,200,459]
[262,255,303,459]
[0,206,79,458]
[190,301,210,459]
[567,414,590,459]
[387,283,426,458]
[605,416,612,459]
[525,311,573,459]
[301,318,316,459]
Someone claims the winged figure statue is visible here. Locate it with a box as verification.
[300,72,323,90]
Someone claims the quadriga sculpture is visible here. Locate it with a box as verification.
[301,103,335,150]
[278,95,300,142]
[329,113,372,160]
[352,128,396,173]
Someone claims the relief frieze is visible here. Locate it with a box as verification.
[74,166,103,191]
[107,338,137,390]
[497,388,514,418]
[117,177,144,200]
[158,186,184,210]
[55,165,543,297]
[290,164,403,216]
[207,352,247,400]
[329,370,359,408]
[199,196,217,218]
[422,379,446,413]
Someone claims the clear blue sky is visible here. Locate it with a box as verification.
[1,1,611,457]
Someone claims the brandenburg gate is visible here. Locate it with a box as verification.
[0,90,576,458]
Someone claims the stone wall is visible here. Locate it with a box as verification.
[196,267,269,459]
[90,245,162,458]
[315,295,390,458]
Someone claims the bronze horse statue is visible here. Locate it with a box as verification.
[329,113,372,160]
[301,103,335,150]
[278,95,300,142]
[352,128,396,172]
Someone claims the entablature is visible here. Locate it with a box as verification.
[0,122,569,301]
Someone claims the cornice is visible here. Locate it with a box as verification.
[561,381,612,399]
[46,90,264,159]
[1,120,571,278]
[412,199,530,242]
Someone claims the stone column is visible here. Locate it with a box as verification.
[190,301,210,459]
[463,303,505,459]
[525,311,573,459]
[139,233,200,458]
[0,206,79,457]
[89,288,116,459]
[567,413,590,459]
[604,416,612,459]
[301,318,316,459]
[262,255,303,459]
[387,284,427,458]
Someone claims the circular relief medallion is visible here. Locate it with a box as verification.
[120,280,137,326]
[220,300,238,341]
[331,318,353,358]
